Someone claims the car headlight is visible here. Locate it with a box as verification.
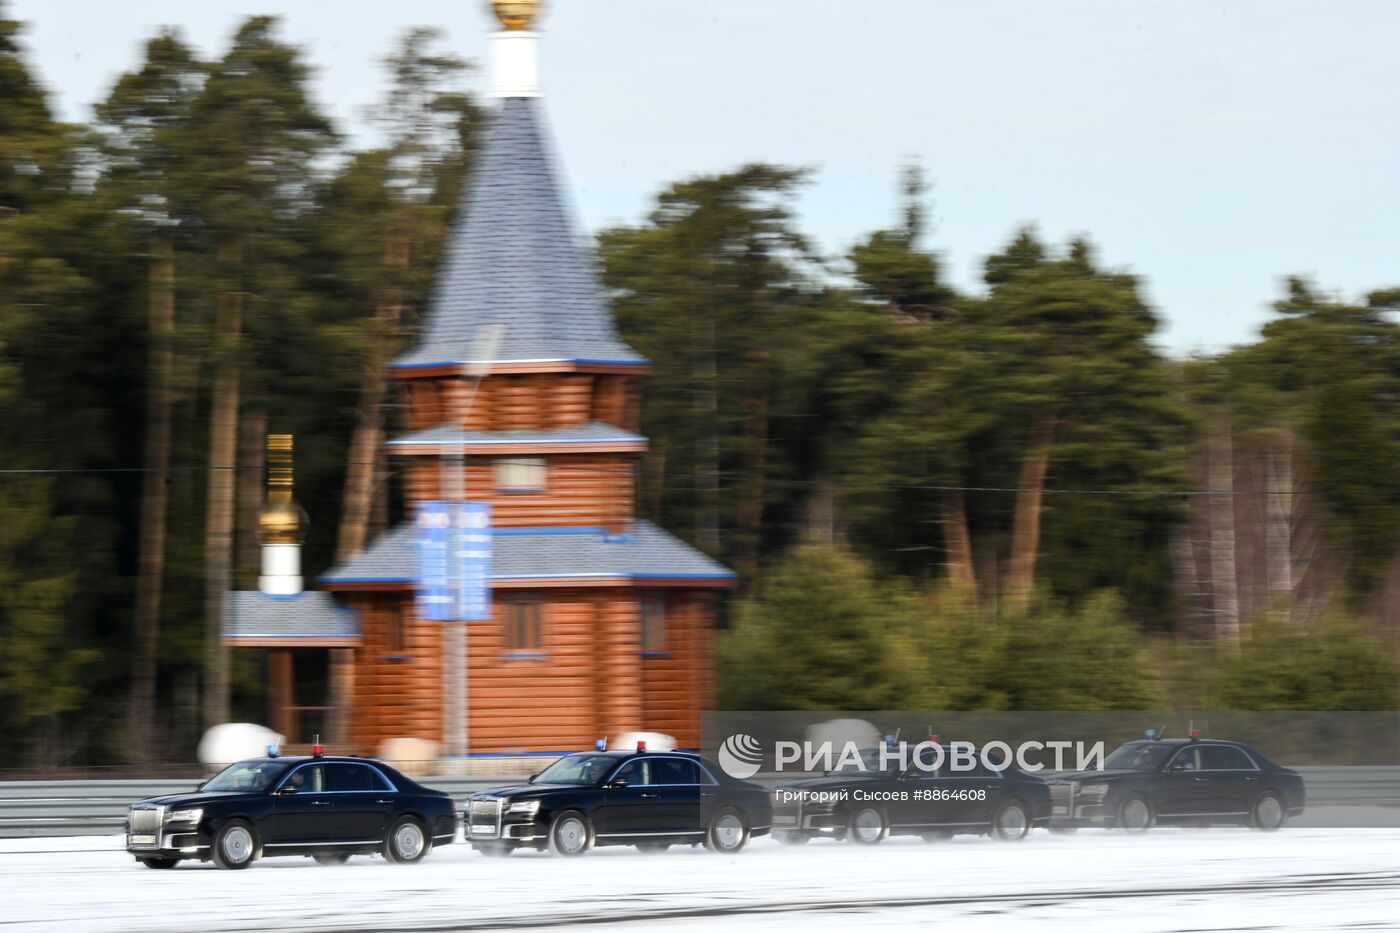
[507,799,540,817]
[166,808,203,823]
[1076,783,1109,798]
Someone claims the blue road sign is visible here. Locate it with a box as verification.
[416,501,453,621]
[455,501,493,620]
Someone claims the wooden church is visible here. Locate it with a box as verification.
[222,2,733,756]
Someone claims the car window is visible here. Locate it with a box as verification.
[1201,746,1253,770]
[612,760,648,785]
[285,763,326,792]
[1168,748,1201,772]
[203,759,290,793]
[908,747,942,779]
[651,759,698,785]
[328,763,391,792]
[534,754,616,786]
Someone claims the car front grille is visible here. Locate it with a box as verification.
[128,805,163,847]
[771,791,801,828]
[467,797,503,839]
[1050,783,1073,816]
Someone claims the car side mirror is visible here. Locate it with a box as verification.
[1168,763,1187,773]
[277,784,299,796]
[608,778,629,790]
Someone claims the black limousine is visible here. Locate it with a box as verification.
[126,753,457,869]
[466,748,772,856]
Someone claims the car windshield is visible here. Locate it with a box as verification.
[826,747,895,776]
[532,754,618,786]
[202,759,291,793]
[1102,743,1175,772]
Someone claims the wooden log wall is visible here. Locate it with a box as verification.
[402,453,635,528]
[345,588,713,753]
[400,372,643,434]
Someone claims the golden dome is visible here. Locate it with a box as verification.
[259,495,308,545]
[260,434,307,544]
[490,0,542,30]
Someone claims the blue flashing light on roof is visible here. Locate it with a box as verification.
[595,738,606,752]
[1144,729,1157,741]
[266,744,279,758]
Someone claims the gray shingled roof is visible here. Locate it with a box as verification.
[393,97,646,369]
[388,420,645,449]
[321,521,734,584]
[223,591,359,640]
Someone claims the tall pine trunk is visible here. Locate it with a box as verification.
[129,235,175,762]
[203,237,243,730]
[336,239,408,562]
[237,407,266,584]
[1264,425,1294,622]
[733,348,770,581]
[941,489,977,594]
[1208,415,1240,644]
[1006,414,1057,608]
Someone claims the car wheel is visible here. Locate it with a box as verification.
[773,831,809,846]
[848,806,888,846]
[992,800,1031,841]
[547,810,592,857]
[1118,796,1153,834]
[313,853,351,866]
[636,842,670,854]
[138,857,179,869]
[476,843,513,857]
[704,809,749,854]
[920,830,953,843]
[1250,792,1285,832]
[384,816,430,864]
[212,820,257,870]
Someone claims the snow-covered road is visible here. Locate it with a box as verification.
[5,828,1399,932]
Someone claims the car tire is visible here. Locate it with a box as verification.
[138,857,179,869]
[384,816,430,864]
[636,842,670,854]
[1250,792,1285,832]
[476,843,513,857]
[1117,796,1153,834]
[847,806,888,846]
[313,852,351,866]
[991,800,1031,841]
[773,831,809,846]
[211,819,258,870]
[704,809,749,854]
[920,830,953,843]
[547,810,593,857]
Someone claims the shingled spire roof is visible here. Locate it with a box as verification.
[393,97,646,370]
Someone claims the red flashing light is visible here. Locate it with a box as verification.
[928,735,940,744]
[636,740,647,753]
[1189,729,1200,740]
[312,743,324,757]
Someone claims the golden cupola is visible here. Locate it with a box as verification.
[258,434,308,595]
[490,0,541,31]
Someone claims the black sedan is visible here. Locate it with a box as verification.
[1048,736,1306,833]
[465,750,772,857]
[770,746,1053,845]
[125,754,457,870]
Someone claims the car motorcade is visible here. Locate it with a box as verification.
[1048,731,1306,833]
[125,749,457,870]
[769,743,1053,845]
[465,745,772,857]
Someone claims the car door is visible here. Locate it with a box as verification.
[327,763,395,843]
[894,749,954,831]
[1156,746,1230,818]
[266,763,334,845]
[599,759,658,839]
[649,758,703,836]
[1198,745,1258,819]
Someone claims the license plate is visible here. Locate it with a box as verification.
[129,834,157,846]
[469,824,496,835]
[773,815,797,825]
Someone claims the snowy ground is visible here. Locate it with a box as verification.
[5,828,1400,932]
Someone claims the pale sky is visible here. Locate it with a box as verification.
[11,0,1400,355]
